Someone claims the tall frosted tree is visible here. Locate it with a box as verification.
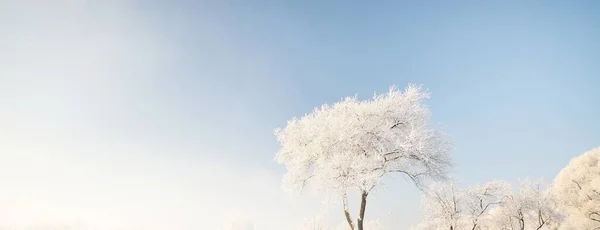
[275,85,453,230]
[551,146,600,229]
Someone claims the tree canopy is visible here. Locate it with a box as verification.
[275,85,453,230]
[551,147,600,229]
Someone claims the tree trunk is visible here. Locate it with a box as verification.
[519,218,525,230]
[536,210,546,230]
[357,191,368,230]
[343,194,355,230]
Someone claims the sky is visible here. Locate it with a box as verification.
[0,0,599,229]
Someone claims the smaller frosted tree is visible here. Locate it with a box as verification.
[551,146,600,229]
[419,182,467,230]
[487,179,561,230]
[275,85,453,230]
[415,179,560,230]
[462,181,512,230]
[416,181,510,230]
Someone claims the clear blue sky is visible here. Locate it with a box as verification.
[1,1,599,229]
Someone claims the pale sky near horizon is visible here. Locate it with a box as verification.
[1,1,599,229]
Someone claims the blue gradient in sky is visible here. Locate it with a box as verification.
[1,1,599,229]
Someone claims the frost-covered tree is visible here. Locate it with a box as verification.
[275,85,453,230]
[487,179,560,230]
[416,181,510,230]
[419,182,467,230]
[416,179,560,230]
[462,181,512,230]
[551,146,600,230]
